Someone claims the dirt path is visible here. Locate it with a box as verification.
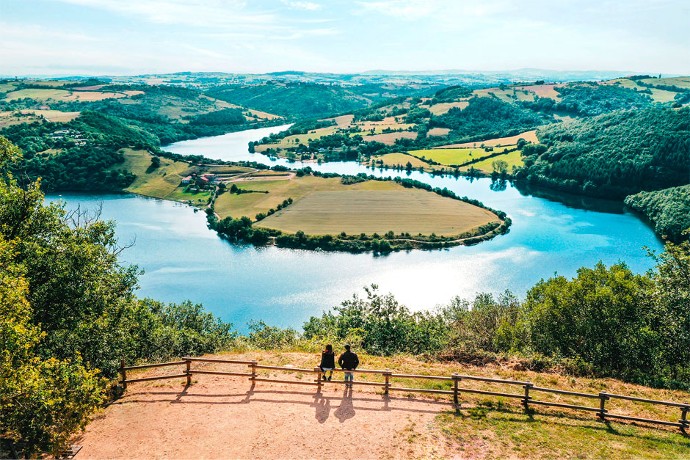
[77,374,458,459]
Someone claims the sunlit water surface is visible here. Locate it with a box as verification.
[50,125,663,331]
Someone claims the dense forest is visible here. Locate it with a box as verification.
[431,96,550,142]
[206,82,375,119]
[625,185,690,242]
[523,84,653,116]
[515,107,690,198]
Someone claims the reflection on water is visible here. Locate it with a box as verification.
[48,127,665,331]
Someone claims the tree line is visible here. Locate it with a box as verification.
[515,107,690,199]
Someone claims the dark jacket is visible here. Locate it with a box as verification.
[338,350,359,370]
[320,350,336,369]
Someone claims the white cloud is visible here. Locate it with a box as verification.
[50,0,277,28]
[355,0,511,21]
[281,0,321,11]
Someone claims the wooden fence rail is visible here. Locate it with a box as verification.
[118,357,690,434]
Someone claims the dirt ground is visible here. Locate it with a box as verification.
[77,374,459,459]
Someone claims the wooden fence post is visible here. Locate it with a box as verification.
[250,361,257,382]
[185,358,192,386]
[384,370,391,395]
[315,367,323,392]
[598,392,609,421]
[452,374,461,412]
[680,405,689,433]
[120,358,127,391]
[523,383,532,412]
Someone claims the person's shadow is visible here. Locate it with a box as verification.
[313,393,331,423]
[334,386,355,423]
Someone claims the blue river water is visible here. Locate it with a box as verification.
[51,125,664,331]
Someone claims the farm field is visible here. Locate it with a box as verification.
[460,149,524,174]
[409,147,512,166]
[427,101,469,115]
[214,175,393,220]
[4,88,132,102]
[648,88,679,103]
[321,114,355,127]
[439,130,538,148]
[361,130,417,145]
[0,108,79,127]
[427,127,451,136]
[373,152,431,169]
[356,117,415,134]
[641,76,690,89]
[513,83,562,99]
[214,174,499,236]
[257,188,499,236]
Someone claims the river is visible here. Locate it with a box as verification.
[51,124,664,331]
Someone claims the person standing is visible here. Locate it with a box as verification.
[338,344,359,388]
[319,344,336,381]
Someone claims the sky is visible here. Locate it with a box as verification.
[2,0,689,76]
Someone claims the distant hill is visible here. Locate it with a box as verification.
[206,82,378,119]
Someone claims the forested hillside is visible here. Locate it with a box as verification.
[207,82,374,119]
[431,96,550,141]
[625,185,690,242]
[1,111,156,191]
[523,83,653,116]
[515,107,690,198]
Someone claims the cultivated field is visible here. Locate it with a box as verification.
[373,152,431,169]
[361,130,417,145]
[438,130,538,148]
[4,88,132,102]
[214,174,499,236]
[256,188,499,236]
[428,101,469,115]
[0,109,80,127]
[427,127,451,136]
[214,175,393,220]
[321,114,355,127]
[459,149,524,174]
[410,147,512,166]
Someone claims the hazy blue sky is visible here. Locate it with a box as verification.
[2,0,689,76]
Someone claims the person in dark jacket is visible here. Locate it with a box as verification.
[319,344,336,381]
[338,344,359,387]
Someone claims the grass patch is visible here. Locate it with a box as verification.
[439,130,538,148]
[437,407,690,459]
[460,149,524,174]
[373,152,431,169]
[166,187,212,205]
[120,149,194,198]
[410,148,510,166]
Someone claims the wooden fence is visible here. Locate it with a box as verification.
[119,357,690,433]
